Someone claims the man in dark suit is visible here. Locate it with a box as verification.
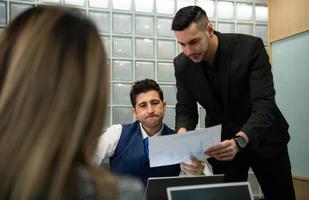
[171,6,295,200]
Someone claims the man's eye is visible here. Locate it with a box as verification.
[189,39,199,45]
[151,101,160,105]
[189,41,196,46]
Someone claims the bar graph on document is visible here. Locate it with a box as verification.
[149,125,221,167]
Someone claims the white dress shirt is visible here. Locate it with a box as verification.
[94,123,213,175]
[94,122,163,165]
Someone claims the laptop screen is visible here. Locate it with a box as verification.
[167,182,253,200]
[145,175,224,200]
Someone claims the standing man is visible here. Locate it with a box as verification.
[94,79,205,186]
[171,6,295,199]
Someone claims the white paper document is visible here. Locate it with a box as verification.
[149,124,221,167]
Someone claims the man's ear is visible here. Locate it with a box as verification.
[206,23,214,38]
[132,107,137,117]
[163,101,167,111]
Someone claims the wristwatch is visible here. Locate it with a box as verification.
[233,135,248,150]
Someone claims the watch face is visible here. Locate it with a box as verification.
[235,136,247,149]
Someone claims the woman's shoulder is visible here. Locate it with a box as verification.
[117,176,144,200]
[76,167,144,200]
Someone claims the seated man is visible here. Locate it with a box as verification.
[94,79,205,185]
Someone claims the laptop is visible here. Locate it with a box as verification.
[144,174,224,200]
[167,181,253,200]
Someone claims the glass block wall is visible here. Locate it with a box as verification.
[0,0,268,130]
[0,1,267,198]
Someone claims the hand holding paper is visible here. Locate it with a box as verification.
[148,125,221,167]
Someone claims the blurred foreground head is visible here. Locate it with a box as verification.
[0,6,115,199]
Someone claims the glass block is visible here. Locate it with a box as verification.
[218,22,235,33]
[40,0,60,3]
[113,60,133,81]
[89,11,110,34]
[135,15,154,36]
[89,0,109,9]
[197,0,215,19]
[0,2,6,24]
[236,3,253,21]
[65,0,85,6]
[112,107,133,124]
[160,85,176,105]
[157,17,174,37]
[199,107,206,128]
[113,0,132,11]
[265,46,269,55]
[113,37,132,58]
[113,13,132,34]
[106,81,112,105]
[164,107,175,128]
[135,38,154,59]
[77,9,87,16]
[255,5,268,22]
[101,36,110,57]
[135,61,155,80]
[157,40,175,60]
[10,3,32,21]
[177,0,194,11]
[135,0,154,13]
[103,106,111,129]
[157,62,175,82]
[217,1,234,20]
[255,25,268,43]
[156,0,175,15]
[113,83,131,105]
[237,23,253,35]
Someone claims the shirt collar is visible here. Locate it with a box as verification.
[139,122,164,139]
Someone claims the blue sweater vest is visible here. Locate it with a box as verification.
[109,121,180,185]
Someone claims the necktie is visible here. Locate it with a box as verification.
[143,137,149,159]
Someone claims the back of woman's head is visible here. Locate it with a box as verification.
[0,6,115,199]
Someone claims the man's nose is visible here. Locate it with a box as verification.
[147,104,155,113]
[183,45,192,56]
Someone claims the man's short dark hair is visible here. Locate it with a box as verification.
[130,79,164,108]
[171,6,209,31]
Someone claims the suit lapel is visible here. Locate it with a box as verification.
[216,32,232,120]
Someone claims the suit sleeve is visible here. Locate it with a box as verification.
[174,59,198,132]
[241,38,277,142]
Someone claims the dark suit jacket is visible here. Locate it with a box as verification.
[174,31,290,157]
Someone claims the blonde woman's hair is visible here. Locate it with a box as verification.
[0,6,116,199]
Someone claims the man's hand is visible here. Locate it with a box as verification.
[204,131,249,161]
[180,156,205,175]
[177,127,187,134]
[205,139,239,161]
